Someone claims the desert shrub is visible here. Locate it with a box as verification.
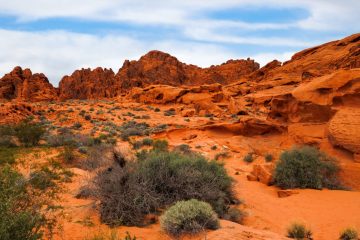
[160,199,219,236]
[0,166,46,240]
[46,131,94,148]
[214,151,230,161]
[174,144,192,154]
[29,167,58,191]
[154,108,160,112]
[223,207,245,224]
[132,141,143,150]
[0,125,16,147]
[287,223,312,239]
[62,145,76,164]
[72,122,82,130]
[164,108,176,116]
[84,231,137,240]
[265,153,273,162]
[152,139,168,151]
[13,120,45,147]
[243,153,254,163]
[142,138,153,146]
[95,150,236,226]
[274,146,342,189]
[0,147,16,165]
[78,146,88,154]
[339,228,358,240]
[78,145,113,171]
[151,124,168,133]
[211,145,217,150]
[119,121,150,141]
[84,115,91,121]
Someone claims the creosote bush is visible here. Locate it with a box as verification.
[13,119,45,147]
[119,121,150,141]
[243,153,254,163]
[339,228,358,240]
[274,146,342,189]
[287,223,312,240]
[160,199,219,236]
[95,149,236,227]
[0,166,46,240]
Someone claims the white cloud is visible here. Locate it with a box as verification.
[0,0,359,31]
[0,0,357,87]
[0,28,295,86]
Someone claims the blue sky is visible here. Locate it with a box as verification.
[0,0,359,86]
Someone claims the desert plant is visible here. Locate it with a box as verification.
[95,150,236,226]
[243,153,254,163]
[174,144,192,154]
[0,125,16,147]
[160,199,219,236]
[164,108,176,116]
[339,228,358,240]
[0,147,16,165]
[0,166,46,240]
[211,145,217,150]
[223,207,245,224]
[265,153,273,162]
[142,138,153,146]
[77,145,113,171]
[84,231,136,240]
[62,145,76,164]
[152,139,168,151]
[274,146,342,189]
[13,119,45,147]
[287,223,312,239]
[214,151,230,161]
[119,121,150,141]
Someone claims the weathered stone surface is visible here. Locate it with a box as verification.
[0,66,57,101]
[328,108,360,154]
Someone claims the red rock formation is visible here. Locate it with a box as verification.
[115,50,259,90]
[0,66,57,101]
[59,67,117,100]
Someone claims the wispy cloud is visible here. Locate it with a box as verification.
[0,0,358,85]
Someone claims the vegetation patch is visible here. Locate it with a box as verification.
[94,149,237,227]
[274,146,342,189]
[160,199,219,236]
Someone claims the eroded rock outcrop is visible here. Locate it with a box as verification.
[59,67,117,100]
[0,66,57,101]
[328,108,360,155]
[116,51,259,91]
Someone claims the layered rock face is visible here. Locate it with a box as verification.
[0,66,57,101]
[59,67,117,100]
[116,50,259,90]
[57,50,259,99]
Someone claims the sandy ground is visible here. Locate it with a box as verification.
[8,101,360,240]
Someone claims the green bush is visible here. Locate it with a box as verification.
[274,146,342,189]
[119,121,150,141]
[84,231,136,240]
[223,207,245,224]
[152,139,168,151]
[339,228,358,240]
[62,145,76,164]
[142,138,153,146]
[0,125,16,147]
[13,120,45,147]
[160,199,219,236]
[164,109,176,116]
[0,147,16,165]
[265,153,273,162]
[0,166,46,240]
[95,150,236,226]
[287,223,312,239]
[243,153,254,163]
